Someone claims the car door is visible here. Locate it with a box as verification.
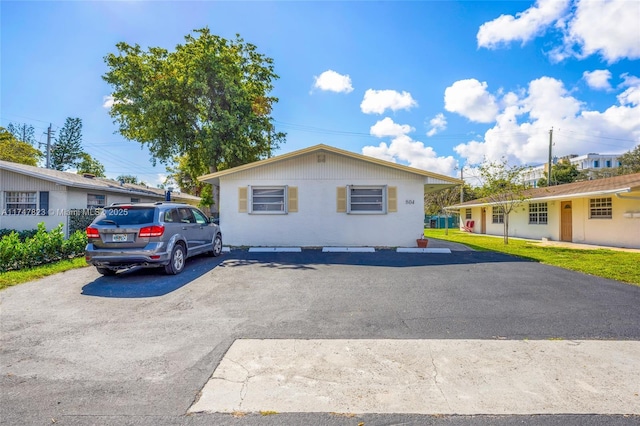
[190,208,214,254]
[176,207,200,253]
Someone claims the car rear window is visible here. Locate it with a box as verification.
[95,207,155,226]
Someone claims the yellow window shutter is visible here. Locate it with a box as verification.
[336,186,347,212]
[238,187,248,213]
[388,186,397,212]
[288,186,298,212]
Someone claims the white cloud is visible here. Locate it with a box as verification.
[478,0,640,63]
[453,75,640,165]
[444,79,499,123]
[426,113,447,137]
[313,70,354,94]
[477,0,569,48]
[363,135,457,176]
[369,117,414,138]
[583,70,612,91]
[102,95,115,108]
[553,0,640,63]
[360,89,417,114]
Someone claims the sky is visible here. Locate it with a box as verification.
[2,0,639,188]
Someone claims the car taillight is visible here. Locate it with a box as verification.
[86,227,100,239]
[139,225,164,238]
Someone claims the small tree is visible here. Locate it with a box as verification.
[6,122,36,146]
[51,117,84,171]
[538,161,586,186]
[0,127,43,166]
[77,153,106,177]
[477,159,530,245]
[618,145,640,175]
[116,174,140,184]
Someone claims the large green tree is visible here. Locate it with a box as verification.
[477,159,530,245]
[618,145,640,174]
[0,127,42,166]
[51,117,84,171]
[103,28,285,185]
[77,153,106,177]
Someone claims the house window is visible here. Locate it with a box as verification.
[5,191,37,214]
[465,209,472,220]
[492,206,504,224]
[87,194,106,209]
[589,197,612,219]
[250,186,287,213]
[593,160,600,168]
[348,185,385,214]
[605,160,612,168]
[130,198,140,203]
[529,202,548,224]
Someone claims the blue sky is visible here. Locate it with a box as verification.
[2,0,639,187]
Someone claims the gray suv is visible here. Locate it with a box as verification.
[85,202,222,276]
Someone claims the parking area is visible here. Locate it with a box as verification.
[1,246,640,425]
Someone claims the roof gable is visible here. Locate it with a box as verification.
[198,144,461,185]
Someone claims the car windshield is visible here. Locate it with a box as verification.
[96,207,155,226]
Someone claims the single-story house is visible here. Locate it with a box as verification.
[0,159,199,236]
[198,144,461,247]
[449,173,640,249]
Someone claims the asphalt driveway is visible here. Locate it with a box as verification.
[1,244,639,425]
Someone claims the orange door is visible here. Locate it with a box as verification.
[560,201,572,242]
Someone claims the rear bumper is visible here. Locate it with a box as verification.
[85,243,171,270]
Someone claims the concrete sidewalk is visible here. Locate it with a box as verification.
[191,339,640,415]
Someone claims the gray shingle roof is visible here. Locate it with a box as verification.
[0,159,200,202]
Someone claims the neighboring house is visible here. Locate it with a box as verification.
[523,153,621,187]
[0,160,199,236]
[198,144,461,247]
[451,173,640,249]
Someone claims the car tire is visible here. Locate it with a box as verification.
[164,243,186,275]
[208,233,222,257]
[96,267,116,276]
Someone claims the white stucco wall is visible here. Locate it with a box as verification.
[218,152,428,247]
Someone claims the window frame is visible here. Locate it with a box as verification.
[491,206,504,224]
[589,197,612,219]
[465,208,472,220]
[529,202,548,225]
[87,193,106,209]
[4,191,37,215]
[249,185,288,214]
[347,185,387,214]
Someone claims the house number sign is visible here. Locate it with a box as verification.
[405,199,415,205]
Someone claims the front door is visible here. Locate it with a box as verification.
[560,201,572,242]
[481,208,487,234]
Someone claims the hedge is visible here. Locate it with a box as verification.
[0,223,87,272]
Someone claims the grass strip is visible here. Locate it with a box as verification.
[424,229,640,286]
[0,257,88,290]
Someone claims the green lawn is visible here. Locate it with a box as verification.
[424,229,640,286]
[0,258,88,291]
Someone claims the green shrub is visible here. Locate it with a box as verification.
[0,222,87,272]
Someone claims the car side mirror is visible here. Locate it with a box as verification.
[210,217,220,225]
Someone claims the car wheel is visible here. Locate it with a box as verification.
[164,243,186,275]
[96,267,116,276]
[208,233,222,257]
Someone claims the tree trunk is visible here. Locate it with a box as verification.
[503,214,509,245]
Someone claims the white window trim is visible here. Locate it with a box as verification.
[529,202,548,225]
[347,185,387,215]
[248,185,288,214]
[589,197,612,219]
[4,191,37,215]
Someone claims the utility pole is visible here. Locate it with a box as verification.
[46,124,52,169]
[547,127,553,187]
[460,166,464,204]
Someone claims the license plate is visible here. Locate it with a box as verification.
[112,234,128,242]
